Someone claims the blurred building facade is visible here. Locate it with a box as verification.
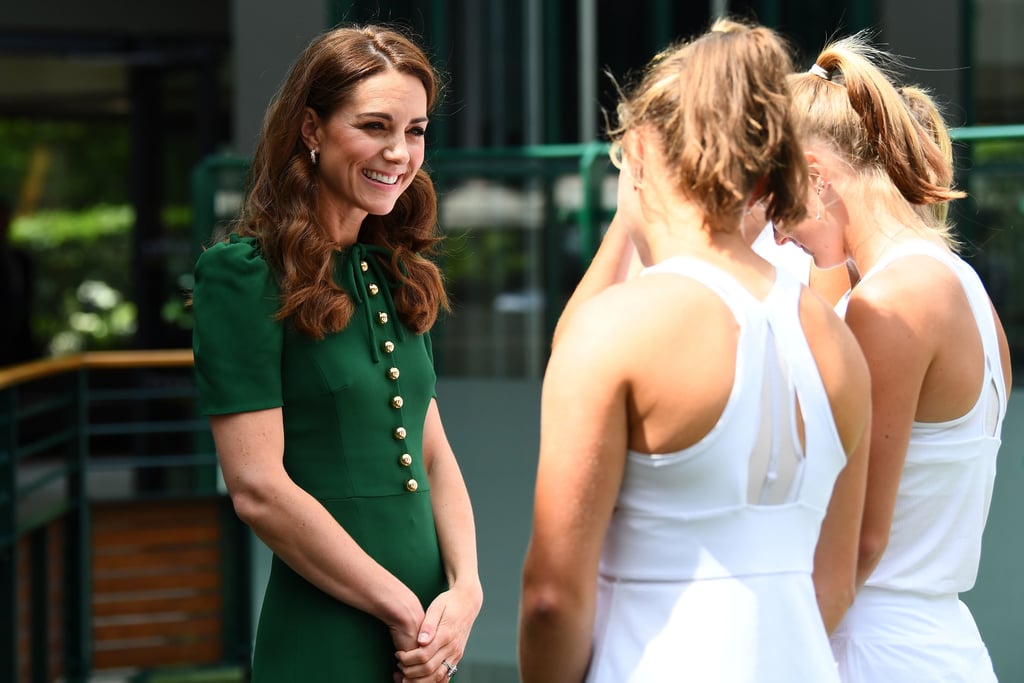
[0,0,1021,353]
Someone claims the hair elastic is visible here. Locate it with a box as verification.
[809,64,830,81]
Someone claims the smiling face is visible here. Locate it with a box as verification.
[303,69,428,241]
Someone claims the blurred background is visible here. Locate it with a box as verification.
[1,1,1022,681]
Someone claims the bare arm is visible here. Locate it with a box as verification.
[519,301,630,683]
[812,413,870,632]
[552,213,638,348]
[210,410,425,647]
[843,284,931,586]
[803,290,872,633]
[808,262,852,308]
[396,400,483,681]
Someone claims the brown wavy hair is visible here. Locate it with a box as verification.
[789,34,965,247]
[234,24,448,338]
[609,18,808,230]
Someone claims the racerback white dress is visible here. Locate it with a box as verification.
[829,241,1006,682]
[584,257,846,683]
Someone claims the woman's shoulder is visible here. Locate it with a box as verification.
[193,234,280,309]
[196,234,269,273]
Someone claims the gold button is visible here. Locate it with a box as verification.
[405,478,418,492]
[399,453,413,467]
[368,283,379,296]
[382,341,395,354]
[387,367,400,380]
[360,260,369,272]
[394,427,407,440]
[391,395,403,409]
[378,312,388,325]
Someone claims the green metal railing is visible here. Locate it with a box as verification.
[191,128,1024,378]
[0,351,247,683]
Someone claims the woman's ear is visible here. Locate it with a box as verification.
[803,150,831,189]
[625,128,648,187]
[300,107,321,151]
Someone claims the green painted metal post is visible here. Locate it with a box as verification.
[65,370,91,681]
[578,140,609,266]
[220,501,253,666]
[760,0,781,27]
[542,176,562,343]
[650,0,674,48]
[30,528,48,682]
[190,155,218,266]
[544,0,562,143]
[961,0,975,127]
[428,0,451,149]
[851,0,874,31]
[1,387,16,683]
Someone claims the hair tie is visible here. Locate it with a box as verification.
[809,64,830,81]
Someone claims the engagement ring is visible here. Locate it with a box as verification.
[442,659,457,679]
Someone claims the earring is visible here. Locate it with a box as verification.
[310,149,319,166]
[815,178,825,221]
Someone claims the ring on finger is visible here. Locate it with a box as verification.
[442,659,457,678]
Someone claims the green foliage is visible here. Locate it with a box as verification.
[0,119,130,208]
[973,139,1024,165]
[11,204,133,246]
[9,204,193,355]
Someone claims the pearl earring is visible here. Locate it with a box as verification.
[310,149,319,165]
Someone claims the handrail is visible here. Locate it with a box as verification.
[1,348,221,682]
[0,349,193,390]
[950,123,1024,141]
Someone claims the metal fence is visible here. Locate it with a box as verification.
[0,352,249,683]
[191,127,1024,379]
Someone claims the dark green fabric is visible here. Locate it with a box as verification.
[193,236,448,681]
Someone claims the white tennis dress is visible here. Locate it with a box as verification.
[830,241,1007,682]
[585,257,845,683]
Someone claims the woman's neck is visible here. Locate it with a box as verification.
[641,199,747,265]
[845,210,942,276]
[318,202,367,248]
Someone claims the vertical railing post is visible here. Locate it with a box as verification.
[578,140,608,267]
[0,385,18,683]
[64,370,91,681]
[30,527,48,683]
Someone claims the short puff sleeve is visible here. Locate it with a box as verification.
[192,235,283,415]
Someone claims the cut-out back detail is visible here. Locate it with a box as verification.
[585,257,847,683]
[748,333,806,505]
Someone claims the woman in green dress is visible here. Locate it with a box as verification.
[191,25,482,683]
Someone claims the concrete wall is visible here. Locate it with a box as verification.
[963,389,1024,681]
[881,0,967,123]
[231,0,327,155]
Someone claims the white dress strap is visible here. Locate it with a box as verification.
[854,240,1007,431]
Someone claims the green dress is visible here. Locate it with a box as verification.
[192,235,449,682]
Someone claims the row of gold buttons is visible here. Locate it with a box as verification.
[364,259,418,494]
